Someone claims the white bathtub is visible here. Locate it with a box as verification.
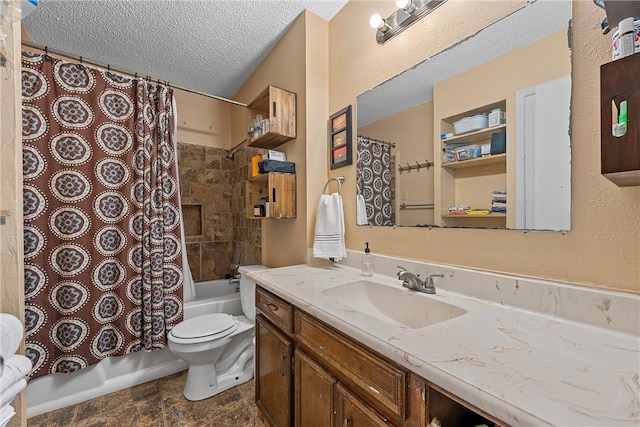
[26,280,241,418]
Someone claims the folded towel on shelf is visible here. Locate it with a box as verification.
[0,404,15,427]
[0,314,23,360]
[0,378,26,408]
[0,355,32,391]
[313,193,347,261]
[356,194,368,225]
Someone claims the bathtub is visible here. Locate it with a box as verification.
[26,280,241,418]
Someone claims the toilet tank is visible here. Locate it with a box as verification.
[238,265,267,321]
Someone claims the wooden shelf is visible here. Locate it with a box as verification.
[442,124,506,145]
[442,213,506,218]
[247,85,297,150]
[246,172,296,219]
[441,153,506,170]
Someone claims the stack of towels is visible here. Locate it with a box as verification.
[313,193,347,261]
[491,188,507,214]
[0,313,31,426]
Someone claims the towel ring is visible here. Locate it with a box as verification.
[323,176,345,195]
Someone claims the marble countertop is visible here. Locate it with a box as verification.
[248,263,640,427]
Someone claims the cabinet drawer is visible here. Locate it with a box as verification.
[335,383,392,427]
[256,287,293,335]
[294,311,406,420]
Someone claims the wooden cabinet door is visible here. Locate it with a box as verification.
[270,173,296,218]
[334,384,392,427]
[256,315,293,427]
[269,86,297,140]
[294,349,335,427]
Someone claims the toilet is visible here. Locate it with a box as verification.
[168,265,266,401]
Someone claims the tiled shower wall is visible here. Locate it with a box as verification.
[178,142,263,282]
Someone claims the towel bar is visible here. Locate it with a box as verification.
[323,176,345,195]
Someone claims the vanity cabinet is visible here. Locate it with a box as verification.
[246,172,296,219]
[294,348,335,427]
[438,100,508,229]
[427,384,502,427]
[335,383,392,427]
[247,85,296,149]
[255,285,506,427]
[255,288,294,427]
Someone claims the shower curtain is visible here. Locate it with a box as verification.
[356,136,394,226]
[21,51,183,379]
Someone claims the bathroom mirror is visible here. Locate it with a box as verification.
[356,0,572,231]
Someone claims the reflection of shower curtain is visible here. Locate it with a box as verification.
[21,52,183,379]
[356,136,393,226]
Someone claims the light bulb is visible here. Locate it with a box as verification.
[369,13,384,29]
[396,0,416,14]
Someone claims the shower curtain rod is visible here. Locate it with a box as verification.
[357,135,397,148]
[21,40,248,107]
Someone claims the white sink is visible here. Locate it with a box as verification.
[321,280,467,329]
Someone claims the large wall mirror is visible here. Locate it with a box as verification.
[356,0,572,231]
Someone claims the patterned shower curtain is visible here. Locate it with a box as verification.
[356,136,393,226]
[21,51,183,379]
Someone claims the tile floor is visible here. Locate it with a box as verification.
[28,371,264,426]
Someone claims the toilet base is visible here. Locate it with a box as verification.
[182,335,254,401]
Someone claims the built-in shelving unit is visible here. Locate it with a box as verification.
[438,100,508,229]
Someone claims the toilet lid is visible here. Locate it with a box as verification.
[171,313,237,339]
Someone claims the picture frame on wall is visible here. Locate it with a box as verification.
[329,105,352,169]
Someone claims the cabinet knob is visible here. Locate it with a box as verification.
[343,417,352,427]
[266,302,279,312]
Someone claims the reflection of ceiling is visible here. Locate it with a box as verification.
[23,0,348,99]
[357,0,572,127]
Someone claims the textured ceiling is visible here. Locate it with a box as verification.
[23,0,348,99]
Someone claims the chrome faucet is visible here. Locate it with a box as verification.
[396,266,443,294]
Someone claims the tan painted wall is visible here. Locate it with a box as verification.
[234,11,329,267]
[304,13,330,249]
[173,89,245,149]
[359,101,435,226]
[329,1,640,293]
[0,14,26,427]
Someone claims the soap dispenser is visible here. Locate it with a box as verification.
[361,242,373,277]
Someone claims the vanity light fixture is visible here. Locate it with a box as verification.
[370,0,446,44]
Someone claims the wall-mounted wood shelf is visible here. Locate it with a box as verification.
[247,85,297,150]
[245,172,296,219]
[600,53,640,186]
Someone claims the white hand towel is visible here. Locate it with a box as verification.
[0,378,26,407]
[0,404,15,427]
[0,355,32,391]
[356,194,368,225]
[313,193,347,261]
[0,314,23,360]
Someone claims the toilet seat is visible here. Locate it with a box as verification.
[170,313,238,344]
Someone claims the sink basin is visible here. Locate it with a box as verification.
[321,280,467,329]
